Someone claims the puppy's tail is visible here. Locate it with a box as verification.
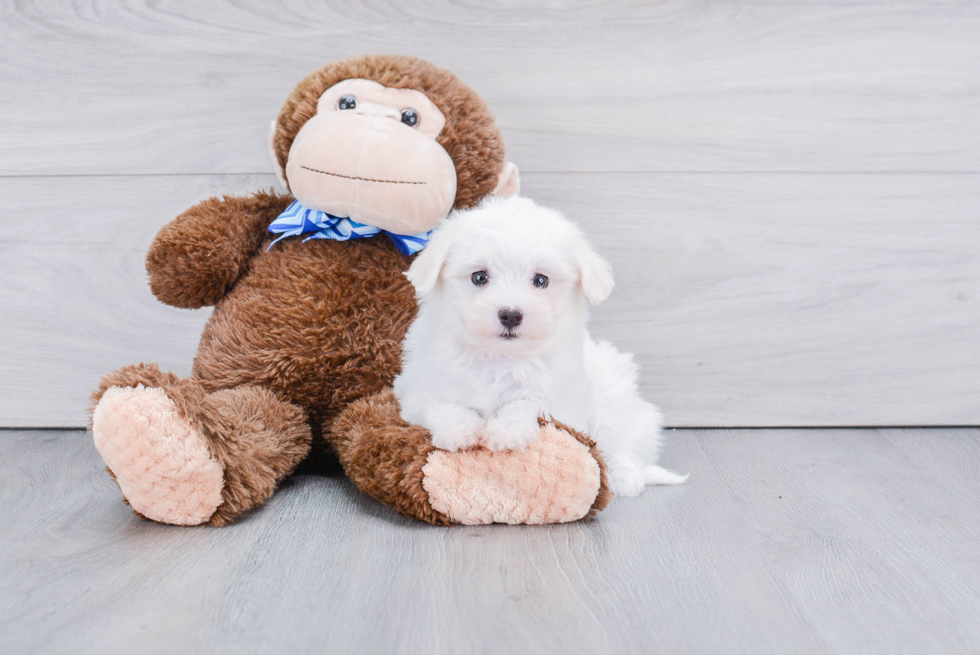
[644,464,690,485]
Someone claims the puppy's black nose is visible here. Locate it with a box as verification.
[498,308,523,328]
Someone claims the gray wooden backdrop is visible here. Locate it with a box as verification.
[1,0,978,428]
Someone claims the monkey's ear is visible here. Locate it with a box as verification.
[491,162,520,197]
[577,239,615,305]
[405,226,455,297]
[268,121,289,190]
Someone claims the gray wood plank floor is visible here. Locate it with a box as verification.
[3,428,979,654]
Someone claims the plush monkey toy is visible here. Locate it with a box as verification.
[90,55,610,527]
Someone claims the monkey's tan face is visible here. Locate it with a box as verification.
[285,79,458,235]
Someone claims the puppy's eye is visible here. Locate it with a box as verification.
[401,108,419,127]
[338,95,357,110]
[471,271,489,286]
[532,273,549,289]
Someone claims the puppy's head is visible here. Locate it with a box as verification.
[406,196,614,356]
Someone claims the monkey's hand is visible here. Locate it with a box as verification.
[146,190,292,308]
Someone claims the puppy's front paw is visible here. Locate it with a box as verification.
[482,414,541,452]
[425,404,485,452]
[430,426,483,452]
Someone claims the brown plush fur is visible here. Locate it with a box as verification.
[147,191,291,309]
[190,223,417,420]
[272,54,505,211]
[331,389,453,526]
[93,55,609,525]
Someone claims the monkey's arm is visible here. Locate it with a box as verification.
[146,190,292,308]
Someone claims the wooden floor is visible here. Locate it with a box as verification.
[3,427,979,654]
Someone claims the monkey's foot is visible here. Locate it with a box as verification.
[332,390,611,526]
[422,422,607,525]
[92,385,224,526]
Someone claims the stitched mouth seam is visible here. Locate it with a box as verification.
[300,166,426,186]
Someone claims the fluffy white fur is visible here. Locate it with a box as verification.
[393,196,687,496]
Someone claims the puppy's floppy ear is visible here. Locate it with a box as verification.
[576,238,615,304]
[405,225,455,296]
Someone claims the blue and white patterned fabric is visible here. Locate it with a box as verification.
[267,200,431,256]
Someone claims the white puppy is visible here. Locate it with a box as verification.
[393,196,687,496]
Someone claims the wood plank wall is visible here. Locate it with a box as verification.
[1,1,977,427]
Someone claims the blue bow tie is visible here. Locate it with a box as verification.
[267,200,431,256]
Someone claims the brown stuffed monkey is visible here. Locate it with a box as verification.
[90,54,610,527]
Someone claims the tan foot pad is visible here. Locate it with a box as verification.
[92,386,224,526]
[422,423,601,525]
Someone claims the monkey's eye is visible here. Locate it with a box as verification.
[338,95,357,110]
[471,271,489,286]
[401,109,419,128]
[532,274,549,289]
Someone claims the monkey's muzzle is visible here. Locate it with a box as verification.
[286,112,457,235]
